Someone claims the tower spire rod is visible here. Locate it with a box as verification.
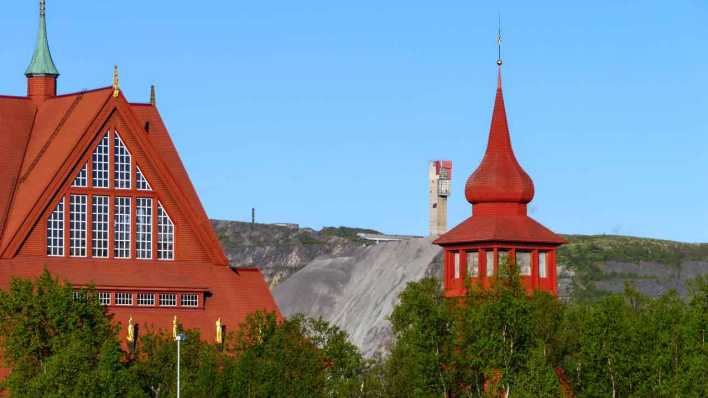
[496,13,503,66]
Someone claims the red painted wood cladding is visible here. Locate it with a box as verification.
[434,66,565,297]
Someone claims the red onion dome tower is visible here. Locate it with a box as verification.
[434,55,565,297]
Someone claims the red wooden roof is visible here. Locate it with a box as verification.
[436,66,564,247]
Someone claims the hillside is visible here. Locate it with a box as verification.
[211,220,379,286]
[210,220,708,355]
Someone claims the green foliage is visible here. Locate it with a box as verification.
[0,270,143,397]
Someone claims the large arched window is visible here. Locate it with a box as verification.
[46,130,175,260]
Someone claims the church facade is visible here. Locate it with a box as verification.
[434,60,566,297]
[0,0,279,352]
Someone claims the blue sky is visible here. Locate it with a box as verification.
[1,1,707,242]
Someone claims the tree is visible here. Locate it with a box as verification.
[0,270,144,397]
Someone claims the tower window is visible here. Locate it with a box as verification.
[467,251,479,277]
[92,196,109,258]
[114,197,131,258]
[69,194,87,257]
[453,252,461,279]
[114,133,132,189]
[517,251,532,276]
[498,250,510,269]
[539,252,548,278]
[47,198,64,256]
[136,198,153,259]
[92,133,110,188]
[486,251,494,276]
[157,202,174,260]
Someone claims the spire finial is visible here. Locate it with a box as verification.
[26,0,59,77]
[150,84,156,106]
[113,65,120,98]
[496,14,503,66]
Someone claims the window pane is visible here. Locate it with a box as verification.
[72,163,88,187]
[92,196,109,258]
[69,195,87,257]
[47,198,64,256]
[181,293,198,307]
[136,198,152,259]
[98,292,111,306]
[453,252,460,279]
[114,197,131,258]
[486,251,494,276]
[539,252,548,278]
[114,133,132,189]
[498,250,510,269]
[92,133,109,188]
[157,202,174,260]
[159,293,176,307]
[467,251,479,277]
[138,293,155,306]
[517,251,532,276]
[136,167,152,191]
[115,292,133,306]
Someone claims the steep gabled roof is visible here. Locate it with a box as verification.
[0,88,228,265]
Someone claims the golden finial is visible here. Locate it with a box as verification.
[216,318,223,344]
[127,316,135,343]
[172,315,178,341]
[149,84,156,106]
[112,65,120,98]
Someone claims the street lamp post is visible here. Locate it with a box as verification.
[176,333,187,398]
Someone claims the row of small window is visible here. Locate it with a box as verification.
[74,291,199,307]
[450,250,549,279]
[47,195,174,260]
[72,131,152,191]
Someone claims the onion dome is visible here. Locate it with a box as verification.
[465,67,534,205]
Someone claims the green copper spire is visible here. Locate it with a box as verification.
[25,0,59,77]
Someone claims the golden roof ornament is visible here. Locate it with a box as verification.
[172,315,178,341]
[126,316,135,342]
[112,65,120,98]
[216,318,223,344]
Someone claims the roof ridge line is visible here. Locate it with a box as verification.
[19,93,84,184]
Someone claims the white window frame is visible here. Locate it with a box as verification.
[114,197,131,259]
[47,198,65,256]
[539,252,548,279]
[517,251,532,276]
[92,133,110,189]
[159,293,177,307]
[115,292,133,306]
[453,252,460,279]
[98,291,111,306]
[137,292,155,306]
[72,163,88,187]
[467,251,479,277]
[69,194,87,257]
[113,132,132,189]
[136,198,153,259]
[136,167,152,191]
[157,202,174,261]
[486,251,495,276]
[180,293,198,307]
[92,196,110,258]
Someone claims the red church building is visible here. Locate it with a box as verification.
[0,0,279,349]
[434,59,566,297]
